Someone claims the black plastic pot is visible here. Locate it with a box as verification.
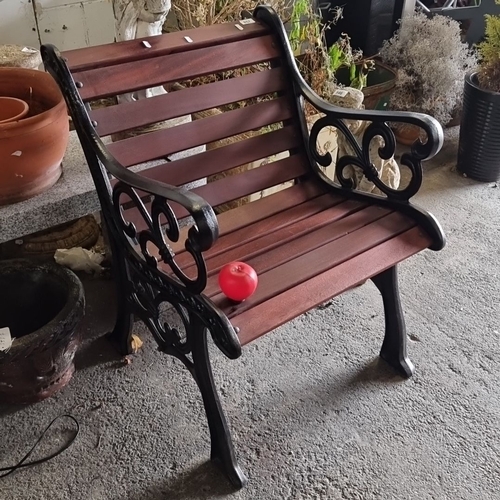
[0,260,85,403]
[320,0,398,56]
[457,72,500,182]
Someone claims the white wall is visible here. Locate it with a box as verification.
[0,0,115,50]
[0,0,40,48]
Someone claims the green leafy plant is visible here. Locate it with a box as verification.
[477,4,500,93]
[288,1,372,95]
[289,0,321,53]
[326,34,374,90]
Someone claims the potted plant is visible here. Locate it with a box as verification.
[0,67,69,205]
[289,2,395,110]
[457,6,500,182]
[289,2,365,92]
[378,12,477,144]
[333,56,396,110]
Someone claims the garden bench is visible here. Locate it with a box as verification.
[42,5,445,488]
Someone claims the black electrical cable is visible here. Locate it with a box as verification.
[0,414,79,478]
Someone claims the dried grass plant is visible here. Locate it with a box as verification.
[171,1,364,115]
[171,1,293,104]
[173,0,292,30]
[379,12,477,126]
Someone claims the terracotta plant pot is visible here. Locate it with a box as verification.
[0,97,29,124]
[0,68,69,205]
[393,123,421,146]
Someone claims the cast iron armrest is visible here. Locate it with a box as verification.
[94,144,242,359]
[96,136,219,254]
[92,131,219,295]
[254,5,444,199]
[41,43,219,295]
[254,5,445,251]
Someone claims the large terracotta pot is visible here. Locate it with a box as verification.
[0,68,69,205]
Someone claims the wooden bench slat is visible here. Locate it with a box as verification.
[176,193,354,270]
[147,180,327,258]
[207,211,412,308]
[136,125,301,188]
[108,96,295,168]
[190,154,309,214]
[91,67,288,137]
[205,181,326,239]
[233,226,432,345]
[204,199,367,276]
[75,35,280,101]
[64,22,269,72]
[223,211,415,318]
[122,155,310,232]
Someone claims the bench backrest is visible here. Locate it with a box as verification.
[60,18,311,226]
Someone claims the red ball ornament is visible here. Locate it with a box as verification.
[218,261,258,302]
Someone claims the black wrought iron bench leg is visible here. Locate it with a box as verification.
[371,265,415,378]
[191,319,248,489]
[107,239,134,355]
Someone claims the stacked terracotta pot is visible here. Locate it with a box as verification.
[0,64,69,205]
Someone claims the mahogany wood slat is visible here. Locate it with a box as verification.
[74,36,281,101]
[122,155,310,232]
[233,226,432,345]
[108,97,295,167]
[91,67,288,137]
[64,21,269,72]
[186,154,309,212]
[203,206,395,298]
[175,194,354,270]
[202,200,367,276]
[202,180,326,239]
[168,181,327,255]
[134,125,301,188]
[141,180,327,261]
[219,209,415,318]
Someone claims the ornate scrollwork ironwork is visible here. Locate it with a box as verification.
[41,43,241,361]
[108,186,242,359]
[254,4,444,205]
[309,117,424,201]
[112,181,208,294]
[120,248,242,361]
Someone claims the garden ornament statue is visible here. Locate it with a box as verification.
[332,87,401,194]
[112,0,171,102]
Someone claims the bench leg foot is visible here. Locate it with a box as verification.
[108,295,134,356]
[106,238,134,355]
[191,321,248,489]
[371,266,415,378]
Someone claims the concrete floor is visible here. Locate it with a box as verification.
[1,128,499,500]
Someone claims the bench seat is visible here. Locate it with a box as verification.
[163,181,431,345]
